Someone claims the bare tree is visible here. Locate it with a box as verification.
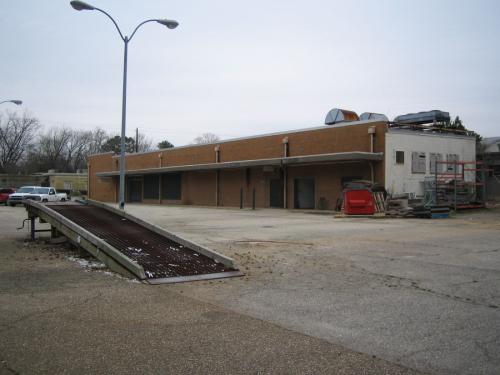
[2,119,152,173]
[87,128,109,156]
[65,130,94,172]
[37,127,73,171]
[0,111,40,173]
[136,132,153,152]
[192,132,221,144]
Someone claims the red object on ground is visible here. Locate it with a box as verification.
[344,189,375,215]
[0,188,15,205]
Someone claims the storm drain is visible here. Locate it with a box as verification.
[47,204,238,282]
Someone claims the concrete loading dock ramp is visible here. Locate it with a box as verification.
[24,200,242,284]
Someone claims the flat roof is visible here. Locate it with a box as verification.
[96,151,383,177]
[388,128,475,140]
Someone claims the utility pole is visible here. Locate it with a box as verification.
[135,127,139,153]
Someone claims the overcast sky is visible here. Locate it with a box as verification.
[1,0,499,146]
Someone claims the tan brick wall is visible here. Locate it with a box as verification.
[214,167,269,208]
[88,153,116,202]
[218,121,386,161]
[119,144,217,171]
[182,171,216,206]
[88,121,387,206]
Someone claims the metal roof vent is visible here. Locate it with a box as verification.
[324,108,359,125]
[393,110,450,125]
[359,112,389,121]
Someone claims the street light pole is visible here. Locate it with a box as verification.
[119,36,129,209]
[70,1,178,209]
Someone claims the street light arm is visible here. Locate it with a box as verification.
[128,19,159,42]
[0,100,22,106]
[93,6,126,42]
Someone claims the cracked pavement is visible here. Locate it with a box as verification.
[2,203,499,374]
[0,206,420,375]
[124,204,500,375]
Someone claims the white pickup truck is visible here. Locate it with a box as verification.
[25,187,68,204]
[7,186,41,206]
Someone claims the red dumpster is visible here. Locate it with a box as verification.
[344,189,375,215]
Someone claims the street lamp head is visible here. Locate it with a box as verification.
[70,1,95,11]
[11,100,22,105]
[156,19,179,29]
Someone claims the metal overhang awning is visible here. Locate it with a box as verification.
[96,151,384,177]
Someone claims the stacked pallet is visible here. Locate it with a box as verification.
[372,192,386,213]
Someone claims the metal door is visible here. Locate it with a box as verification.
[269,178,284,208]
[128,178,142,203]
[294,178,315,209]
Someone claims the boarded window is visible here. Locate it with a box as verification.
[446,154,459,173]
[411,152,426,174]
[395,151,404,164]
[143,174,160,199]
[161,173,182,200]
[429,153,443,174]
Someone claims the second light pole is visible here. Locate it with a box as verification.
[70,1,178,209]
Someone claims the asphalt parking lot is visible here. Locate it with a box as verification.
[1,203,500,374]
[125,204,500,375]
[0,205,419,375]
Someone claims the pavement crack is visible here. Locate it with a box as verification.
[474,248,500,254]
[352,265,500,310]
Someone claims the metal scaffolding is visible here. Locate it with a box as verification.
[423,160,487,210]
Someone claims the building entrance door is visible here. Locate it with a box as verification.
[127,178,142,203]
[294,178,315,209]
[269,178,284,208]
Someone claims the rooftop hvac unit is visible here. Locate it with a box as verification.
[359,112,389,121]
[324,108,359,125]
[394,110,450,125]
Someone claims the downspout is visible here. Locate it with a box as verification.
[158,153,163,204]
[114,159,119,203]
[368,127,376,183]
[215,145,220,207]
[282,137,289,209]
[368,126,376,153]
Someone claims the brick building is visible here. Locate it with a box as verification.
[88,116,475,210]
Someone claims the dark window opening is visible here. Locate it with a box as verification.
[161,173,182,200]
[269,178,284,208]
[143,174,160,199]
[127,178,142,203]
[396,151,404,164]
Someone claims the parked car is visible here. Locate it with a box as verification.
[7,186,41,206]
[0,188,16,205]
[25,187,68,203]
